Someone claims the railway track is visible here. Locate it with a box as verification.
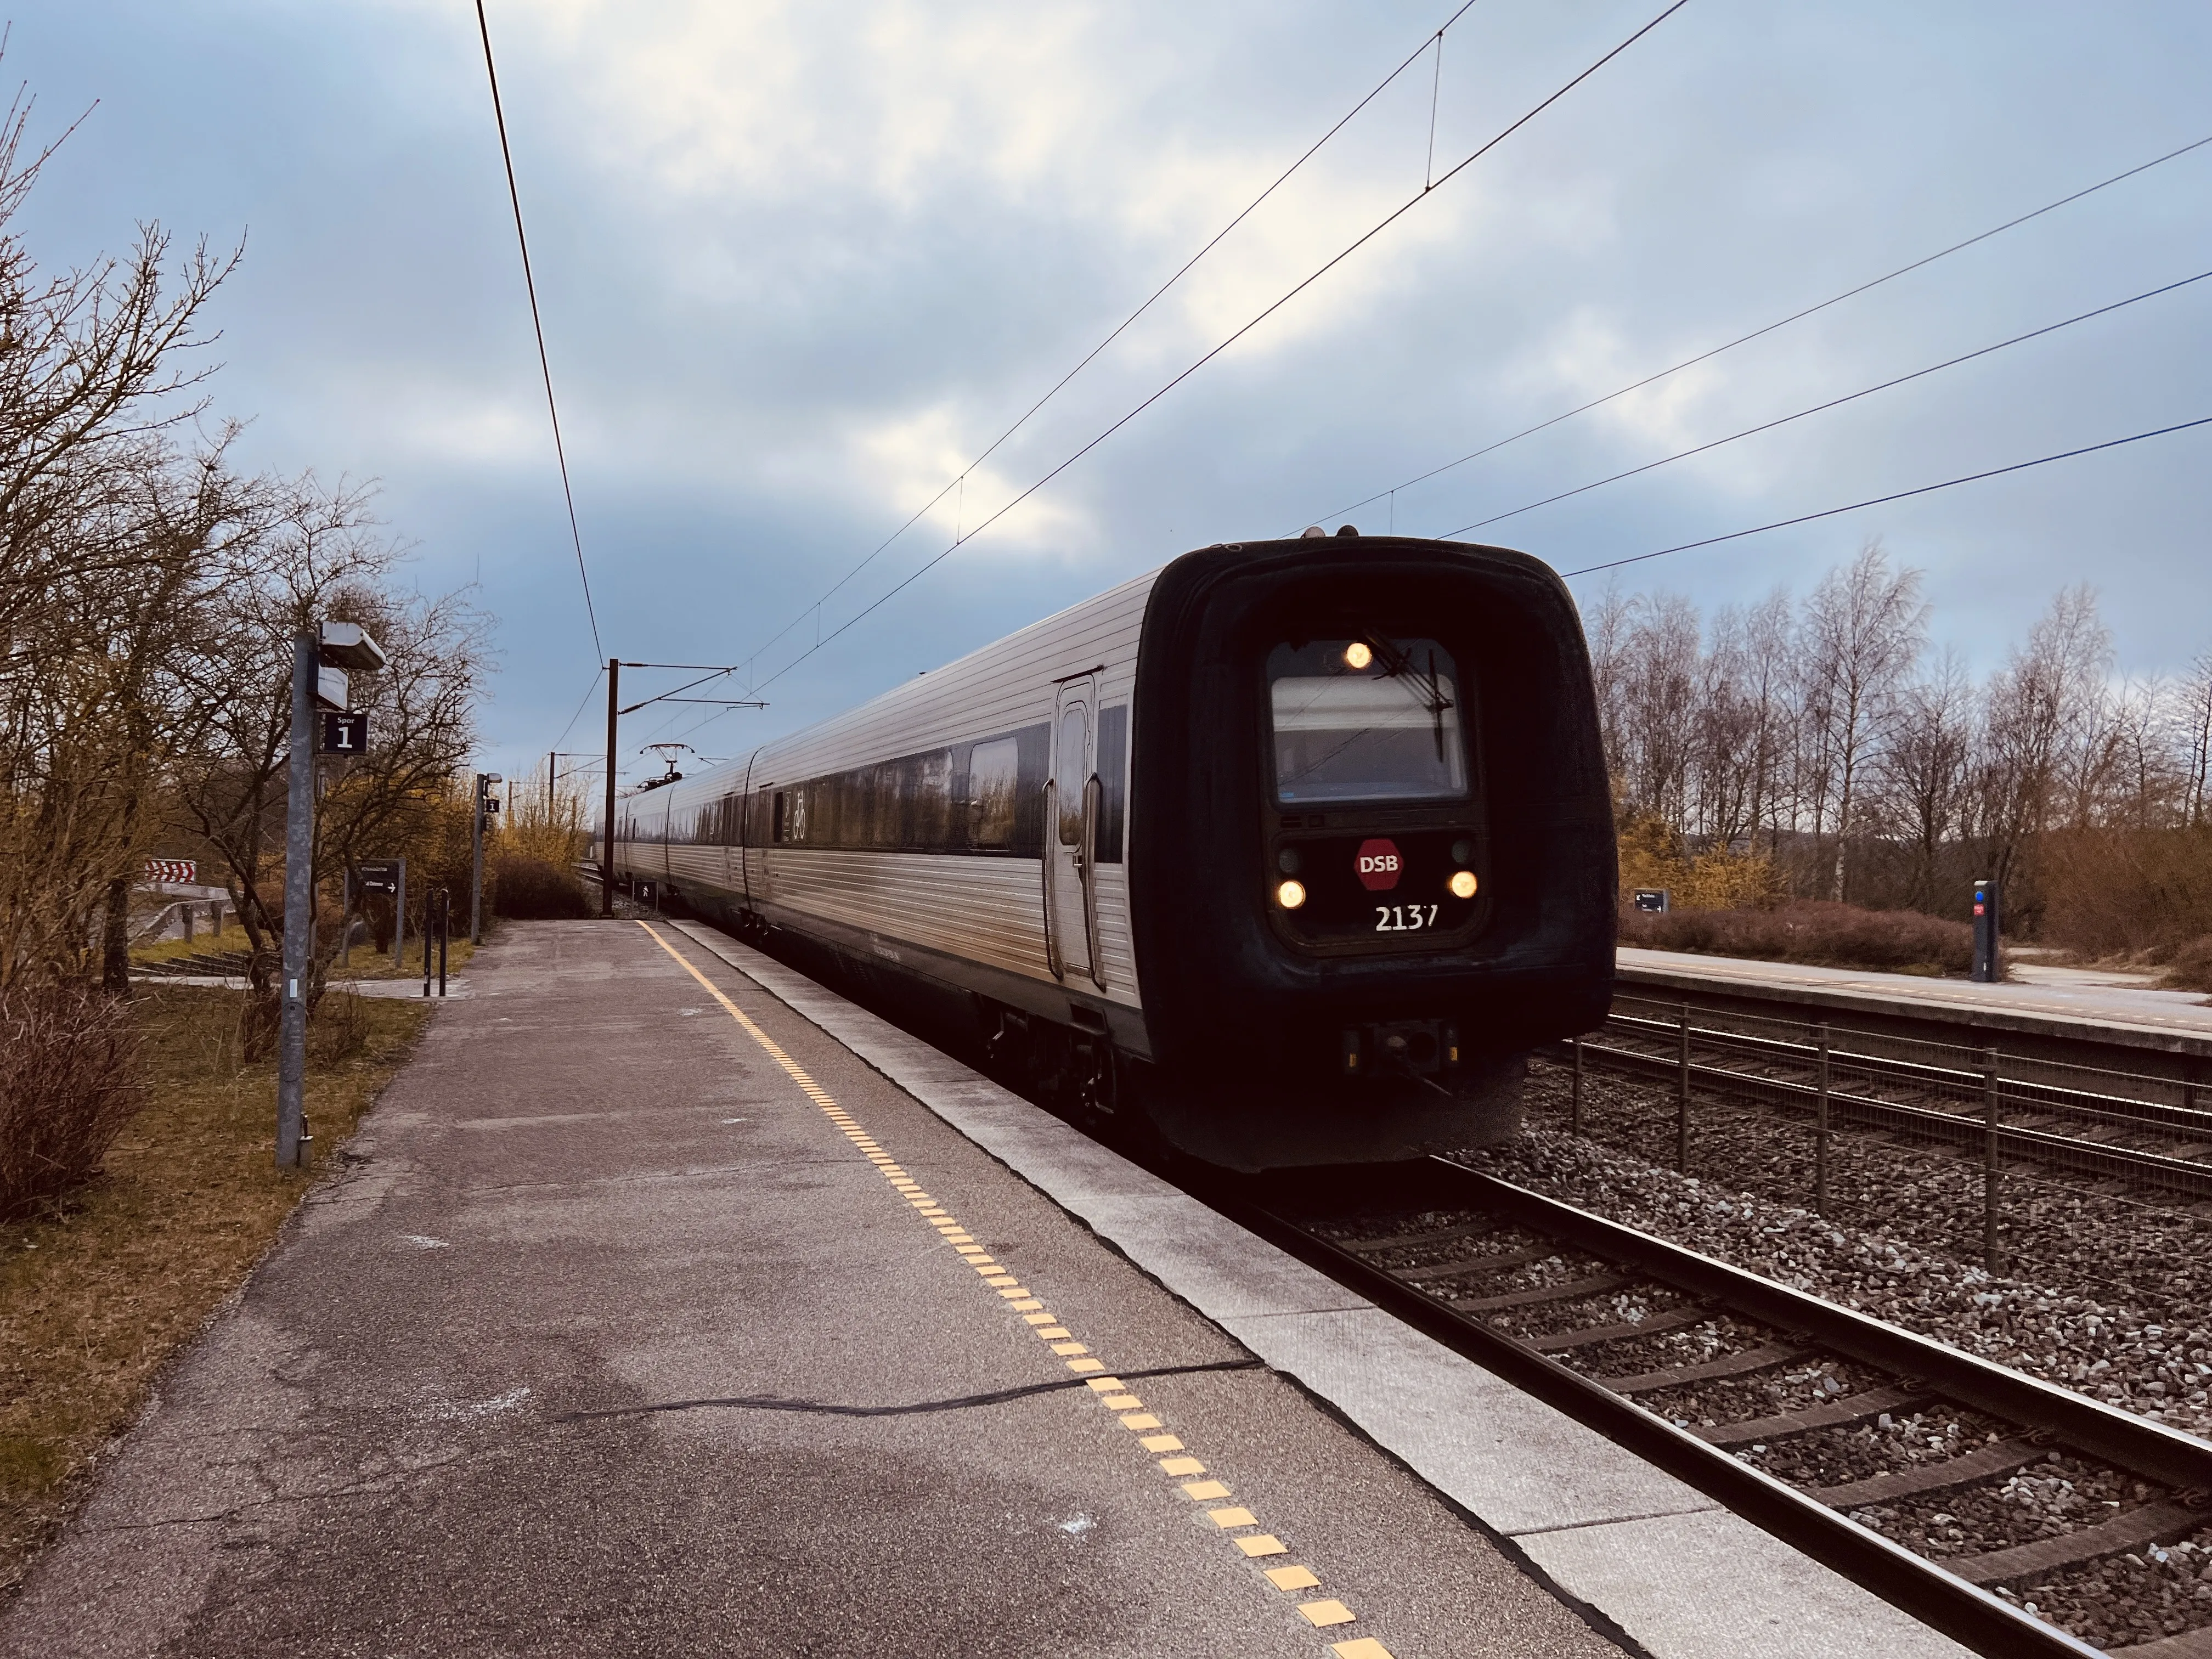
[1224,1157,2212,1659]
[1575,1006,2212,1200]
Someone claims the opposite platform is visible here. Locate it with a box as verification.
[2,920,1621,1659]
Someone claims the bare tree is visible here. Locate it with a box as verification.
[2179,651,2212,829]
[1968,585,2113,911]
[1876,648,1976,911]
[0,74,239,990]
[164,473,489,1050]
[1796,541,1927,899]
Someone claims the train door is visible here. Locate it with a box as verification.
[1048,676,1102,986]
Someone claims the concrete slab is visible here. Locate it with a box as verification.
[679,921,1974,1659]
[3,920,1623,1659]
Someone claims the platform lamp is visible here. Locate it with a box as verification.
[279,620,386,1169]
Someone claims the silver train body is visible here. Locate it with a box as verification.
[599,534,1615,1170]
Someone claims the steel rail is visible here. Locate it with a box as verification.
[1607,1009,2212,1139]
[1572,1036,2212,1198]
[1216,1158,2204,1659]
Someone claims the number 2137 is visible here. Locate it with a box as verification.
[1375,904,1440,932]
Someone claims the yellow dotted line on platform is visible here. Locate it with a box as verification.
[640,922,1395,1658]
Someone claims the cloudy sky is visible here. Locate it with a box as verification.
[15,1,2211,783]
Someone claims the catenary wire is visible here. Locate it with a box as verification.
[1306,128,2212,532]
[475,0,603,663]
[1440,264,2212,537]
[548,664,605,753]
[651,0,1692,757]
[719,0,1490,692]
[1559,414,2212,579]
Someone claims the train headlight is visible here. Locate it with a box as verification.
[1343,641,1373,670]
[1448,870,1479,899]
[1276,879,1308,910]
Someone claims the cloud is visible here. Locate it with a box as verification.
[17,0,2210,786]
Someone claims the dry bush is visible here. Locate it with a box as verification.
[2158,937,2212,993]
[1620,899,1972,974]
[2037,826,2212,958]
[1616,811,1786,911]
[492,853,589,920]
[307,985,368,1064]
[0,984,144,1219]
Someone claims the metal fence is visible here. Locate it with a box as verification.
[1543,995,2212,1290]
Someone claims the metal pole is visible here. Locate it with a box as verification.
[394,857,407,970]
[1676,1003,1691,1173]
[602,657,619,917]
[340,867,352,969]
[1814,1024,1830,1217]
[471,773,486,945]
[422,889,433,998]
[276,629,316,1169]
[438,891,449,997]
[1570,1035,1584,1136]
[1982,1046,2002,1274]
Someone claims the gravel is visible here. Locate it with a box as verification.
[1847,1457,2156,1561]
[1483,1058,2212,1440]
[1445,1060,2212,1651]
[2000,1526,2212,1651]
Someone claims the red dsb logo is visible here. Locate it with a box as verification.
[1356,838,1403,891]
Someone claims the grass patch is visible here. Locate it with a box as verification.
[0,983,431,1598]
[128,930,246,966]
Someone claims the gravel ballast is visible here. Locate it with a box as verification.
[1438,1058,2212,1651]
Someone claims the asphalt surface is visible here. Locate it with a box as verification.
[3,920,1626,1658]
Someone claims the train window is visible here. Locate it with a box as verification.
[911,749,954,848]
[1056,705,1088,846]
[1268,638,1468,804]
[1095,704,1127,863]
[969,737,1020,847]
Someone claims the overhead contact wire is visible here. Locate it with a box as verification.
[696,0,1691,724]
[1443,264,2212,537]
[1312,128,2212,529]
[1561,414,2212,578]
[723,0,1487,686]
[475,0,603,663]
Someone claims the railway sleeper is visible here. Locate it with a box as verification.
[1602,1340,1805,1395]
[1812,1438,2046,1510]
[1523,1304,1708,1352]
[1949,1496,2207,1587]
[1695,1384,1928,1447]
[1395,1245,1565,1284]
[1452,1271,1634,1312]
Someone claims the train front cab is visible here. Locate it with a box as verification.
[1126,535,1616,1171]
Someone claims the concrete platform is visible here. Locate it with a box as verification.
[665,923,1975,1659]
[4,921,1626,1659]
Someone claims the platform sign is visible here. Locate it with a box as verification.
[1356,838,1402,891]
[320,710,369,754]
[1632,888,1669,914]
[354,860,401,896]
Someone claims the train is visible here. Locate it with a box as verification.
[597,529,1616,1171]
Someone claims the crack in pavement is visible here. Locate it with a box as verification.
[552,1357,1266,1424]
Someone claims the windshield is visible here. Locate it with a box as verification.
[1268,637,1467,804]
